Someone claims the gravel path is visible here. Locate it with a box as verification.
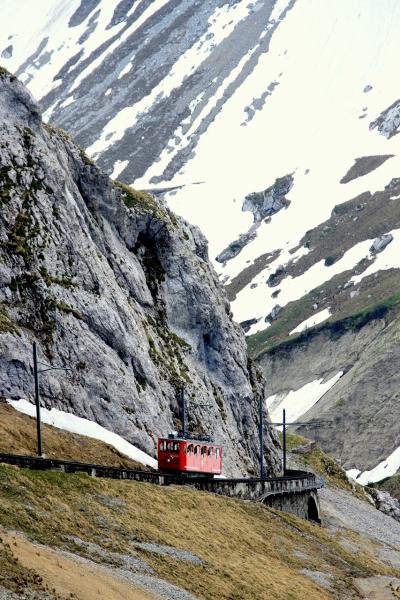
[320,486,400,549]
[0,587,19,600]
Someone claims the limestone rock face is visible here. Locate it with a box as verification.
[0,71,280,476]
[215,175,293,265]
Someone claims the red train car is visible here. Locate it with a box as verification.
[158,435,222,476]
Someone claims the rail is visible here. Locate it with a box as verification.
[0,453,323,501]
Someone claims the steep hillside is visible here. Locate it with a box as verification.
[0,68,280,477]
[0,401,146,468]
[1,462,400,600]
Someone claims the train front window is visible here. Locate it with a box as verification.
[173,442,179,452]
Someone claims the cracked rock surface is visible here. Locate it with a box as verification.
[0,69,280,476]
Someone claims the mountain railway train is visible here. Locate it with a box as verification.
[157,433,223,477]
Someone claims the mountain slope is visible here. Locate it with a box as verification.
[3,0,400,478]
[0,68,280,477]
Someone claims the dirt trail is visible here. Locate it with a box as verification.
[2,532,160,600]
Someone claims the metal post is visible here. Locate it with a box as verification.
[282,408,286,476]
[181,387,186,439]
[33,342,42,457]
[259,394,264,479]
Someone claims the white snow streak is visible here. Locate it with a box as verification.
[290,308,331,335]
[118,60,134,79]
[266,371,343,425]
[7,399,157,469]
[59,95,75,109]
[111,159,129,180]
[347,445,400,485]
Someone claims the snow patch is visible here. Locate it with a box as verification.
[266,371,343,425]
[290,308,331,335]
[118,60,134,79]
[347,445,400,485]
[6,398,157,469]
[59,95,75,109]
[247,320,271,337]
[111,159,129,180]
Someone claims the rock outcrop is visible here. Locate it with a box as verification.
[0,69,280,476]
[242,175,293,223]
[216,175,293,264]
[370,99,400,139]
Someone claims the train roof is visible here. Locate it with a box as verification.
[158,436,222,446]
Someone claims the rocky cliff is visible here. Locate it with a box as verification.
[0,69,280,476]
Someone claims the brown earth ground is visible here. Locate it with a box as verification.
[1,531,159,600]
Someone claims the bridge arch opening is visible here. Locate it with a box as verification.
[307,496,320,523]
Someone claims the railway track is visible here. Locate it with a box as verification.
[0,452,323,500]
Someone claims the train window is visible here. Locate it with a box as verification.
[167,441,174,451]
[173,442,179,452]
[194,445,200,455]
[160,441,166,451]
[208,447,213,456]
[215,448,220,458]
[187,444,193,455]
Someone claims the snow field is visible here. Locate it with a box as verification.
[86,1,255,158]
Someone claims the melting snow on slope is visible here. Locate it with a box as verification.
[290,308,331,335]
[350,228,400,285]
[111,159,129,180]
[7,399,157,469]
[158,0,400,295]
[232,238,374,325]
[87,1,255,158]
[266,371,343,425]
[347,445,400,485]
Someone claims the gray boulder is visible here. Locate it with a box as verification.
[369,234,393,253]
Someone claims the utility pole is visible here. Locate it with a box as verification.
[282,408,287,476]
[33,342,42,457]
[181,386,186,439]
[32,342,71,458]
[259,393,265,479]
[270,415,333,478]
